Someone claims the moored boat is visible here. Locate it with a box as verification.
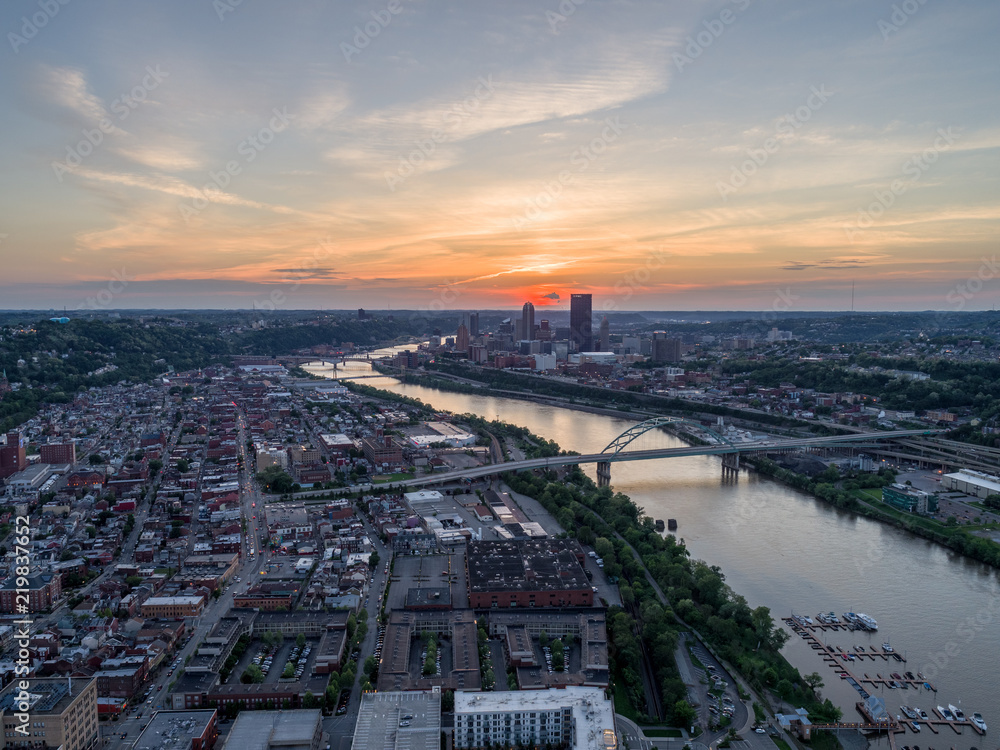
[971,712,987,732]
[949,704,965,721]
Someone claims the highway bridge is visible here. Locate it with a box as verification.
[396,422,945,488]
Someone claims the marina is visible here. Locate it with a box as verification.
[782,615,986,744]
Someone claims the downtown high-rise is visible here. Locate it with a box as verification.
[569,294,593,352]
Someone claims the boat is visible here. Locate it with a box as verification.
[918,709,929,721]
[949,704,965,721]
[924,682,936,692]
[971,712,987,732]
[892,673,903,681]
[882,642,894,653]
[901,706,918,720]
[857,613,878,630]
[938,706,954,720]
[910,722,920,732]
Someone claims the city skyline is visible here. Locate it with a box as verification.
[1,1,998,311]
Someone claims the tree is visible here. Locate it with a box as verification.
[296,633,306,647]
[804,672,825,695]
[242,664,264,684]
[89,454,104,465]
[176,458,189,473]
[673,699,697,728]
[363,656,377,676]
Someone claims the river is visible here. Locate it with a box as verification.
[308,353,999,743]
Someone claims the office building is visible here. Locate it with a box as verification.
[598,316,609,352]
[521,302,535,341]
[0,677,98,750]
[651,332,681,363]
[462,312,479,337]
[456,324,469,353]
[569,294,592,352]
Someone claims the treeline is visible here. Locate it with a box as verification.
[748,457,1000,570]
[721,356,1000,419]
[504,466,842,725]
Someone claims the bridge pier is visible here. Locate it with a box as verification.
[721,452,741,479]
[596,461,612,488]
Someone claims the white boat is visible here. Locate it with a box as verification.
[971,712,987,732]
[857,613,878,630]
[918,709,929,721]
[949,704,965,721]
[882,642,894,653]
[938,706,954,720]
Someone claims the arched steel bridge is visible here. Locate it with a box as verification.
[384,420,948,489]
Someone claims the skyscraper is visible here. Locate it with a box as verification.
[521,302,535,340]
[456,323,470,352]
[570,294,593,352]
[462,311,479,336]
[599,316,610,352]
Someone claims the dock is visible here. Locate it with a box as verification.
[782,617,983,740]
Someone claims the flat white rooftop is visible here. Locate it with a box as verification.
[455,686,617,750]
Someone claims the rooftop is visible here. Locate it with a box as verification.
[354,690,441,750]
[467,539,589,594]
[221,709,321,750]
[133,710,217,750]
[454,686,617,750]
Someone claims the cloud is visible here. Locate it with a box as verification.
[780,255,888,271]
[542,292,561,300]
[35,65,125,135]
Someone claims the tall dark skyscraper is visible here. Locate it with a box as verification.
[570,293,593,352]
[521,301,535,340]
[462,312,479,336]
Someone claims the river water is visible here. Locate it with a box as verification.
[307,354,999,743]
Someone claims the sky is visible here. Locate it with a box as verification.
[0,0,998,313]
